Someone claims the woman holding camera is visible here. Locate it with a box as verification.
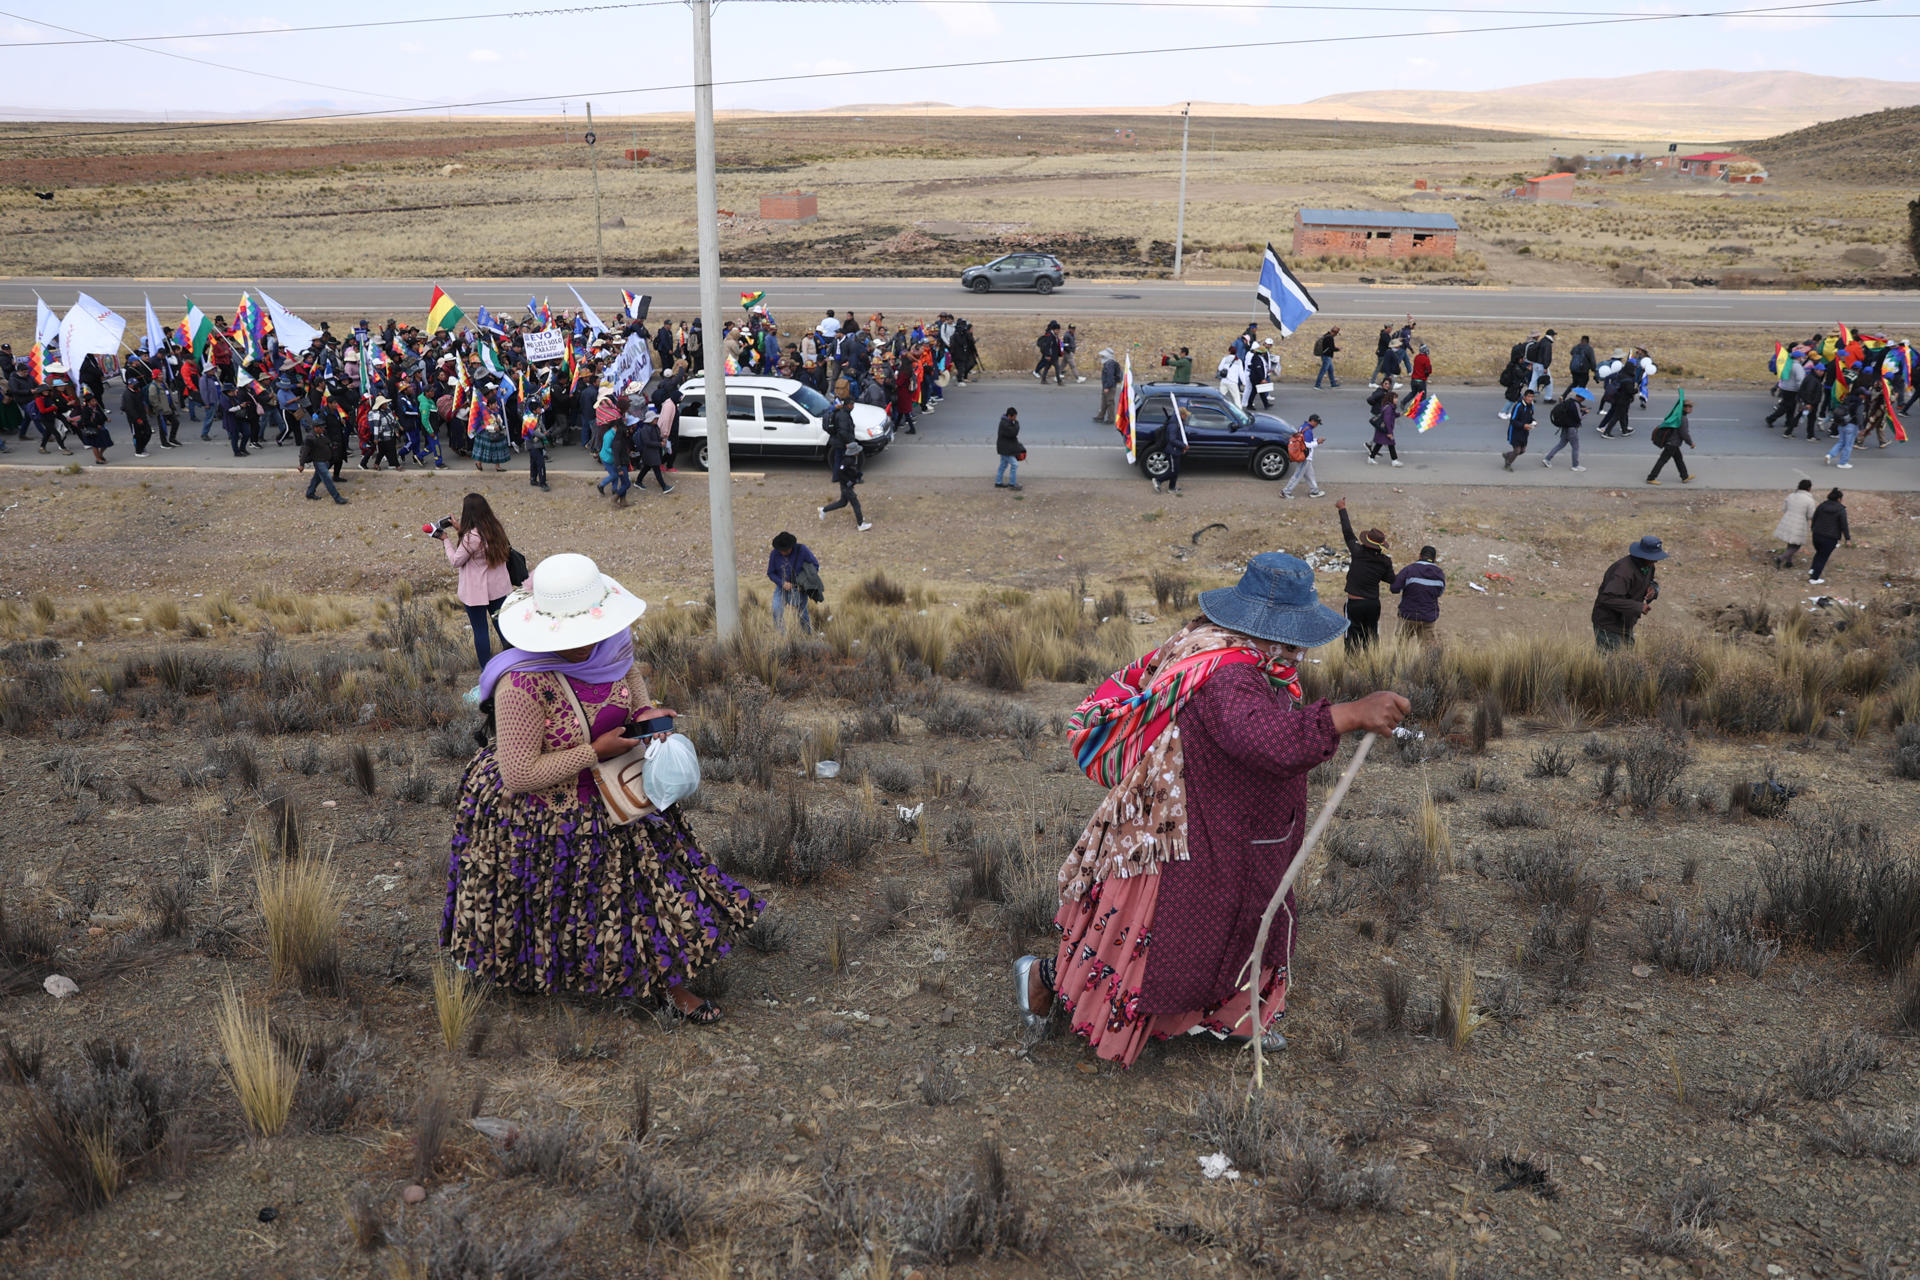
[443,553,760,1015]
[443,492,513,667]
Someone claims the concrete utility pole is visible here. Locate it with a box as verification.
[691,0,739,638]
[1173,103,1190,279]
[586,102,604,279]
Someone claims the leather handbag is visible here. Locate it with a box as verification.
[555,677,653,825]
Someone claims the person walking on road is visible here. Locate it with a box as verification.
[1592,534,1666,650]
[1366,383,1401,466]
[1335,498,1393,653]
[1645,398,1695,485]
[1218,347,1250,408]
[995,406,1024,491]
[1281,414,1325,500]
[1806,488,1851,586]
[1390,545,1445,644]
[1095,350,1120,424]
[1151,403,1189,497]
[820,434,872,530]
[1313,327,1341,388]
[1369,324,1396,387]
[1501,388,1537,470]
[1060,325,1084,383]
[1597,351,1636,437]
[1034,322,1063,385]
[1567,335,1596,392]
[1400,343,1431,410]
[1541,388,1590,471]
[1772,478,1816,569]
[299,429,348,504]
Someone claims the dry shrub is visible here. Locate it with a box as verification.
[846,572,908,607]
[1640,890,1779,979]
[216,985,300,1137]
[390,1195,572,1279]
[1789,1029,1888,1102]
[255,849,345,994]
[626,1163,710,1243]
[1808,1109,1920,1164]
[1761,809,1920,972]
[411,1079,455,1183]
[432,961,489,1053]
[19,1039,196,1213]
[888,1139,1046,1265]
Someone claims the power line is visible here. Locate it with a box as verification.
[2,1,688,48]
[0,9,440,107]
[0,0,1902,144]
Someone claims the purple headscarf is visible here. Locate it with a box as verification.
[476,630,634,704]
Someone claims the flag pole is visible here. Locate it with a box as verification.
[1172,103,1190,280]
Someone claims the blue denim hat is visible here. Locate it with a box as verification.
[1199,552,1349,648]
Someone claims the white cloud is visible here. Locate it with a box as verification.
[921,2,1001,38]
[469,49,503,64]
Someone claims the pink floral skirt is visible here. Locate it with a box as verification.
[1051,872,1286,1069]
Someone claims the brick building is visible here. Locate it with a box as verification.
[1517,172,1575,201]
[1675,152,1767,183]
[759,190,819,222]
[1292,209,1458,259]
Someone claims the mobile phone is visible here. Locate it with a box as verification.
[628,714,675,738]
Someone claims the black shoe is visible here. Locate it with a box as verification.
[305,492,320,500]
[333,498,349,505]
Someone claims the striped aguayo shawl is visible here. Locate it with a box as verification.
[1068,628,1302,788]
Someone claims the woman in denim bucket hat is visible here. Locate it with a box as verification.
[1018,553,1408,1066]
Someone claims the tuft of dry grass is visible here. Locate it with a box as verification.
[255,848,345,994]
[1434,962,1488,1053]
[216,984,300,1137]
[1419,790,1453,871]
[432,961,489,1053]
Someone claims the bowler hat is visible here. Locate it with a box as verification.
[1199,553,1348,649]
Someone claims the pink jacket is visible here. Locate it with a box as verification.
[446,528,512,607]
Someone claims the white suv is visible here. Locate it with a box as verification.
[674,376,893,470]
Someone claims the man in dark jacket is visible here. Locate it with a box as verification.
[1313,327,1341,388]
[1033,322,1062,385]
[1567,335,1596,390]
[819,435,870,530]
[1501,388,1537,470]
[1390,546,1445,644]
[1645,399,1694,485]
[1335,498,1394,652]
[1095,351,1121,424]
[1592,534,1666,649]
[1526,328,1557,399]
[767,531,820,633]
[1806,489,1851,586]
[994,407,1023,491]
[120,374,151,457]
[299,429,348,504]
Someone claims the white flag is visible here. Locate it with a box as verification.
[607,333,653,390]
[35,293,60,347]
[59,293,127,370]
[257,290,321,353]
[143,294,165,355]
[568,285,607,336]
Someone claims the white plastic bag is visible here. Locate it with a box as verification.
[642,733,702,811]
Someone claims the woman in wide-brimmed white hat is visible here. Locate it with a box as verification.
[443,553,762,1020]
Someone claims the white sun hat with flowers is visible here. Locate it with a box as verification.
[497,553,646,653]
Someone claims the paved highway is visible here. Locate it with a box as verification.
[3,276,1915,330]
[8,379,1913,492]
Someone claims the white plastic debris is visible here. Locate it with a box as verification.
[1197,1152,1241,1181]
[1392,726,1424,741]
[815,760,841,779]
[43,974,79,999]
[1468,581,1489,593]
[897,802,924,825]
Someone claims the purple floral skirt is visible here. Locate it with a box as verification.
[442,746,763,996]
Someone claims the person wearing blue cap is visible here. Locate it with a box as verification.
[1592,534,1667,649]
[1014,553,1408,1067]
[1541,387,1591,471]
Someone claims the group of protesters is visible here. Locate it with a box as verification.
[0,304,985,511]
[1760,330,1912,469]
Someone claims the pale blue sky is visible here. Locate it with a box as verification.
[2,1,1916,118]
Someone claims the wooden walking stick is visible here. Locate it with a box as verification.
[1237,732,1376,1093]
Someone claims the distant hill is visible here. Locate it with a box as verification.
[1296,70,1920,140]
[1746,104,1920,183]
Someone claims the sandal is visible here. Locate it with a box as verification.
[669,996,722,1026]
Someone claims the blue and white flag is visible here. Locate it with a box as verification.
[1255,243,1319,339]
[568,285,608,336]
[474,306,506,336]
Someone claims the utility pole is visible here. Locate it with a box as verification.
[691,0,739,639]
[1173,103,1190,279]
[585,102,604,279]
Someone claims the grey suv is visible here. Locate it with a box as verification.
[961,253,1066,295]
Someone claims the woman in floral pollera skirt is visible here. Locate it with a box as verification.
[442,553,761,1021]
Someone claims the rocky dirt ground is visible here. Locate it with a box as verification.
[1,470,1918,1280]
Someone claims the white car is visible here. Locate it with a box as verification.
[674,376,892,470]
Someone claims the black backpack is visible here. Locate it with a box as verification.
[506,547,529,587]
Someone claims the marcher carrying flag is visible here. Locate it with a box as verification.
[1116,354,1138,463]
[427,286,465,333]
[1255,243,1319,339]
[1409,390,1447,433]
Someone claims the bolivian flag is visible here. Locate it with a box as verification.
[427,286,465,333]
